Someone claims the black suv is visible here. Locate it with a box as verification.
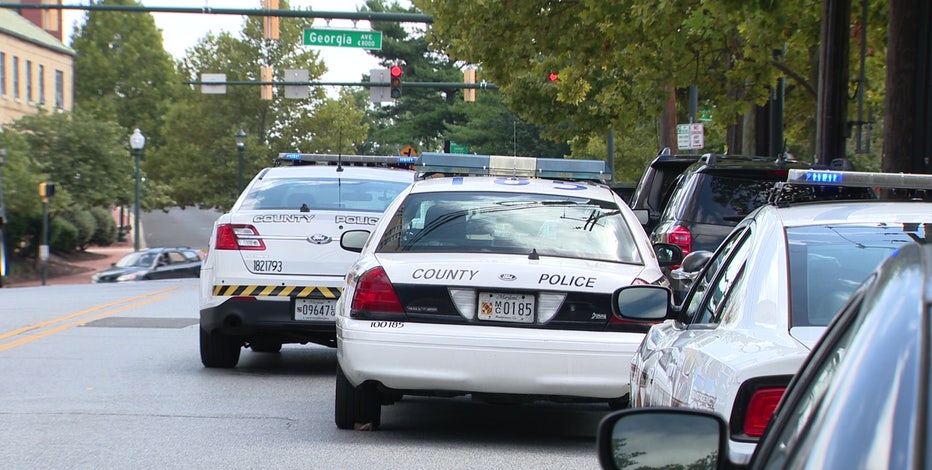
[628,148,702,234]
[650,154,821,298]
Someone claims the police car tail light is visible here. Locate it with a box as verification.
[449,288,477,320]
[351,267,404,314]
[743,387,785,437]
[215,224,266,251]
[537,293,567,323]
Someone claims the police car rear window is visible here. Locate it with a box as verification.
[375,191,644,264]
[239,178,409,212]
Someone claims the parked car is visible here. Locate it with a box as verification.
[198,154,416,368]
[333,152,682,430]
[91,247,202,283]
[619,168,932,464]
[627,148,701,235]
[598,240,932,470]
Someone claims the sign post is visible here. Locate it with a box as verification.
[303,28,382,50]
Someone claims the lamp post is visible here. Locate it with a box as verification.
[129,128,146,252]
[235,128,247,193]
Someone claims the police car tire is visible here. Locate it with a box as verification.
[199,328,241,368]
[335,364,382,430]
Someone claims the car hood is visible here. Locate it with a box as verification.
[93,266,147,281]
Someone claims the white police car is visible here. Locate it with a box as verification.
[198,154,416,368]
[332,153,683,430]
[619,169,932,463]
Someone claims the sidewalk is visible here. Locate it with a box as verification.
[5,239,135,287]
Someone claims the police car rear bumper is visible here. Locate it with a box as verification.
[200,297,335,340]
[336,316,641,401]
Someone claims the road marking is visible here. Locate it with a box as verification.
[0,286,180,352]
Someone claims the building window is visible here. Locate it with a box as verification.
[13,56,19,99]
[55,69,64,109]
[26,60,33,102]
[38,64,45,104]
[0,52,5,96]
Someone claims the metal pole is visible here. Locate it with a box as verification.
[237,146,244,193]
[41,200,48,285]
[133,149,141,252]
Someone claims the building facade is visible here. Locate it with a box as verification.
[0,5,75,125]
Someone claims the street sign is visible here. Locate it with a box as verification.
[284,69,309,99]
[676,123,704,150]
[303,28,382,50]
[201,73,226,94]
[400,145,418,157]
[450,142,468,154]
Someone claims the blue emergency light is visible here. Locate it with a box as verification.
[275,153,416,166]
[415,152,610,182]
[787,169,932,190]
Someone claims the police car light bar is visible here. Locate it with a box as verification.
[416,152,611,181]
[277,153,417,166]
[787,169,932,190]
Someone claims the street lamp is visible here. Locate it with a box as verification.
[129,128,146,252]
[235,128,247,193]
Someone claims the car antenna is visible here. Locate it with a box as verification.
[528,248,540,260]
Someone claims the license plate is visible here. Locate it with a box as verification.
[478,292,535,323]
[294,298,337,321]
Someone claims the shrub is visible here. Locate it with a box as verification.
[49,217,79,254]
[64,209,97,250]
[89,206,117,247]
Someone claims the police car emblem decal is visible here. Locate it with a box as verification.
[307,234,332,244]
[499,273,517,281]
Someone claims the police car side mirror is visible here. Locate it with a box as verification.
[341,230,371,253]
[680,250,713,274]
[613,285,671,321]
[597,408,728,470]
[631,208,649,226]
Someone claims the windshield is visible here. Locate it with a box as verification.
[788,222,928,327]
[239,177,409,212]
[376,191,643,263]
[115,252,156,268]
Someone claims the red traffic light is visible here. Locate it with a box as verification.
[548,72,559,82]
[390,65,403,79]
[390,65,403,99]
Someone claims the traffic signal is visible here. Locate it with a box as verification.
[38,182,55,198]
[389,65,403,99]
[463,68,476,102]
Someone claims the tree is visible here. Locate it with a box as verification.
[70,0,181,149]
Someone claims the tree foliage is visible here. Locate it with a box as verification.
[70,0,181,149]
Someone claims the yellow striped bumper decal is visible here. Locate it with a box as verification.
[212,285,342,298]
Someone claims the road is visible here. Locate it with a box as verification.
[0,280,609,469]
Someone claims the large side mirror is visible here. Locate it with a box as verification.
[597,408,728,470]
[341,230,371,253]
[613,285,671,321]
[681,250,713,274]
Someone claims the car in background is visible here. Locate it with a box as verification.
[618,169,932,464]
[333,152,683,430]
[598,240,932,470]
[91,247,202,283]
[198,154,416,368]
[627,148,701,235]
[649,153,841,301]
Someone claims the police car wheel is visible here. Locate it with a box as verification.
[199,328,242,368]
[335,364,382,430]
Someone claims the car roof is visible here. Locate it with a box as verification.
[407,175,618,199]
[761,200,932,228]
